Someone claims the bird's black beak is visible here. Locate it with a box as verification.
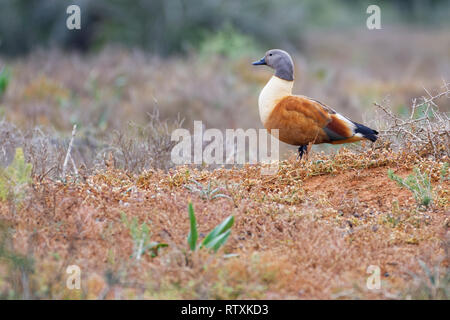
[252,57,266,66]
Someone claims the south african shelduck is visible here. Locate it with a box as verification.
[252,49,378,158]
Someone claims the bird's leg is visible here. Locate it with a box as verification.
[297,145,307,160]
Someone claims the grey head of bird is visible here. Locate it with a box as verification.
[252,49,294,81]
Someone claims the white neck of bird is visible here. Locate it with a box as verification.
[258,76,294,124]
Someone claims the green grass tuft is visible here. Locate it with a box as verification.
[187,202,234,253]
[388,167,433,207]
[120,212,167,260]
[0,67,10,100]
[0,148,32,210]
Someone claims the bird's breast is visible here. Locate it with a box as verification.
[258,76,294,125]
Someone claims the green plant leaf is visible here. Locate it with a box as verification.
[120,212,129,227]
[418,259,434,285]
[148,242,168,258]
[201,215,234,248]
[203,229,231,253]
[0,148,32,205]
[387,167,433,207]
[141,222,149,237]
[0,67,10,99]
[187,202,198,251]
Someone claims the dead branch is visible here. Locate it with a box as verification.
[62,124,77,180]
[374,82,450,160]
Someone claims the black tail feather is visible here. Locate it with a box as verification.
[353,122,378,142]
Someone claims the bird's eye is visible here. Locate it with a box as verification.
[269,53,273,56]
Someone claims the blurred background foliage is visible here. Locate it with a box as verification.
[0,0,448,166]
[0,0,449,56]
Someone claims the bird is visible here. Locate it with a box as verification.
[252,49,378,159]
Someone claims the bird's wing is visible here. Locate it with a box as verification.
[269,95,376,145]
[292,95,358,141]
[278,95,332,127]
[298,96,380,144]
[263,95,332,145]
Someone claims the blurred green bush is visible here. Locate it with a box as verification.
[0,0,449,57]
[0,67,10,100]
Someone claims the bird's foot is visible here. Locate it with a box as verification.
[297,145,308,160]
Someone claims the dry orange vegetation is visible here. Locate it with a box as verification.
[0,29,449,299]
[1,147,448,299]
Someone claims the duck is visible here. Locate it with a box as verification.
[252,49,378,158]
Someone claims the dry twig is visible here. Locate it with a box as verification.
[374,82,450,160]
[62,124,77,180]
